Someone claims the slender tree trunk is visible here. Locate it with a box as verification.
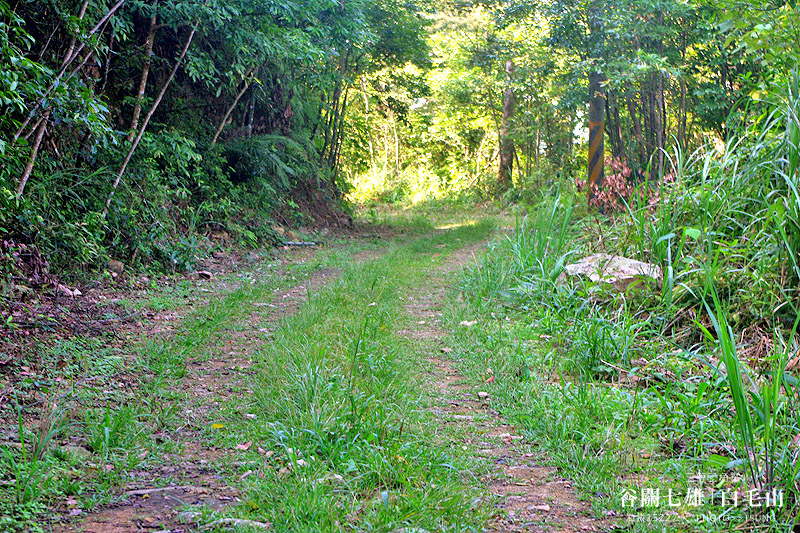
[678,71,687,149]
[13,0,126,143]
[212,67,255,144]
[319,84,337,163]
[326,86,344,167]
[321,48,350,166]
[62,0,90,68]
[612,95,623,158]
[103,18,200,217]
[544,117,553,164]
[605,88,623,160]
[641,76,655,164]
[360,76,376,169]
[564,121,570,163]
[383,123,389,179]
[392,111,399,175]
[329,85,350,174]
[16,117,48,196]
[38,24,61,63]
[656,71,665,178]
[16,0,91,195]
[310,90,324,142]
[604,91,618,159]
[587,70,606,198]
[655,10,665,178]
[625,87,645,166]
[586,0,605,204]
[678,28,688,149]
[100,26,115,92]
[128,13,158,143]
[497,60,516,191]
[476,133,485,179]
[246,93,255,137]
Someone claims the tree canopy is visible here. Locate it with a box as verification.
[0,0,797,270]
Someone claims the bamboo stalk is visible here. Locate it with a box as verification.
[128,12,158,143]
[211,67,255,144]
[103,18,201,217]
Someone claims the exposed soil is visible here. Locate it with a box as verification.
[48,248,364,532]
[403,239,616,532]
[43,225,403,533]
[1,221,399,414]
[4,223,615,532]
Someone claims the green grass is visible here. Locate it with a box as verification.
[193,219,497,531]
[455,189,800,531]
[0,215,498,532]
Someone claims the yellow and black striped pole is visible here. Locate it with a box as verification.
[587,71,605,204]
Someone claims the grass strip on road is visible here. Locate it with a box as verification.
[189,219,497,531]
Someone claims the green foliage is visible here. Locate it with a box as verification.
[456,70,800,526]
[225,135,306,192]
[0,0,431,278]
[716,0,800,74]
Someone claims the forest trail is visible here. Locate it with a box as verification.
[403,238,611,533]
[53,247,352,533]
[49,217,607,533]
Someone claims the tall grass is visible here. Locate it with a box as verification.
[461,193,575,312]
[699,293,800,505]
[455,74,800,526]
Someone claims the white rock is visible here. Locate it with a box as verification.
[563,253,661,291]
[56,284,81,297]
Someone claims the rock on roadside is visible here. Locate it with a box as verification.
[562,253,661,291]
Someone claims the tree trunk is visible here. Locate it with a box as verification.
[13,0,126,143]
[587,70,605,199]
[103,18,200,217]
[656,70,665,178]
[100,26,115,92]
[392,111,399,175]
[655,10,665,178]
[586,0,605,204]
[62,0,90,68]
[321,48,350,166]
[678,72,687,149]
[360,76,376,170]
[605,90,618,160]
[212,67,255,144]
[566,111,575,161]
[605,88,623,160]
[641,76,656,166]
[329,85,350,174]
[383,123,389,178]
[16,0,91,195]
[625,86,645,166]
[497,60,515,191]
[679,28,688,149]
[246,93,255,138]
[16,116,48,196]
[128,13,158,143]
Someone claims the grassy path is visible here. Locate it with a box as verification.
[48,217,518,532]
[401,237,613,533]
[27,213,621,533]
